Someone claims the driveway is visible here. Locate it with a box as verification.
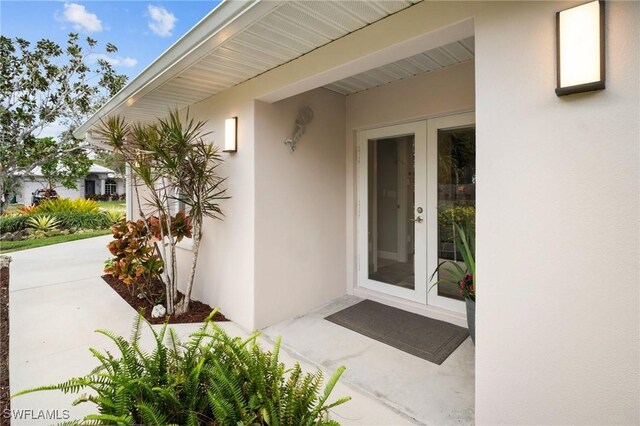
[8,236,414,425]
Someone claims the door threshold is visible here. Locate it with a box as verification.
[353,287,467,328]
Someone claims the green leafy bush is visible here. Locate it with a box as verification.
[34,197,101,214]
[102,209,126,224]
[0,215,30,233]
[50,212,112,230]
[437,204,475,229]
[14,311,350,425]
[0,212,112,234]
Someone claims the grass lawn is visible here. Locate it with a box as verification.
[0,230,111,254]
[97,200,126,211]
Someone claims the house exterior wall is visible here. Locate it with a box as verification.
[128,0,637,422]
[18,179,84,203]
[116,180,125,195]
[230,0,637,422]
[253,88,347,329]
[472,1,639,424]
[172,83,257,330]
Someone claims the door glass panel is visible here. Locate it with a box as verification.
[368,135,415,290]
[437,127,475,300]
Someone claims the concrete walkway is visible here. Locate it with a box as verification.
[264,297,475,425]
[8,236,415,425]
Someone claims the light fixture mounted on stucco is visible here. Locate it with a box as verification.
[224,117,237,152]
[556,0,605,96]
[284,106,314,152]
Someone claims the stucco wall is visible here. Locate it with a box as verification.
[346,61,475,130]
[171,84,257,330]
[253,88,347,329]
[18,179,82,203]
[123,0,638,421]
[250,0,638,422]
[472,1,639,424]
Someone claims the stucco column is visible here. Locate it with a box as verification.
[100,179,106,195]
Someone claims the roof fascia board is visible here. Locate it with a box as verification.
[75,0,283,138]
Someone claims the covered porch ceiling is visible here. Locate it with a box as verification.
[324,37,475,95]
[77,0,421,136]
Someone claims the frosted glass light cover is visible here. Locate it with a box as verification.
[556,1,605,96]
[224,117,237,152]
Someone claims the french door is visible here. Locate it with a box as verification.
[357,113,475,314]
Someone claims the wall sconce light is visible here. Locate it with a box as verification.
[556,0,605,96]
[224,117,237,152]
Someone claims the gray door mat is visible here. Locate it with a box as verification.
[325,300,469,365]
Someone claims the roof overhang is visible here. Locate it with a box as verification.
[75,0,421,140]
[75,0,282,139]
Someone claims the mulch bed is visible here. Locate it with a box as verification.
[0,264,10,425]
[102,274,227,325]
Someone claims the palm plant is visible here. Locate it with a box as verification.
[429,220,475,301]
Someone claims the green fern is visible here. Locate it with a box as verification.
[13,310,351,425]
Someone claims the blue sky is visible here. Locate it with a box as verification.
[1,0,220,80]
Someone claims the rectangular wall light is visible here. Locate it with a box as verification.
[224,117,237,152]
[556,0,605,96]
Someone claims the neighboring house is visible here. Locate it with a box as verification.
[16,164,125,204]
[75,1,639,424]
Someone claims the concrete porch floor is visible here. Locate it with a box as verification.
[263,297,476,425]
[8,236,417,425]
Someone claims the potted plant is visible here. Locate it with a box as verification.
[429,220,476,343]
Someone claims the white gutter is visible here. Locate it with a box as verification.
[75,0,282,139]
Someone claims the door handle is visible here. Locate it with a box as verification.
[409,216,423,223]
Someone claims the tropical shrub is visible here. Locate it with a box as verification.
[430,220,476,301]
[49,212,112,230]
[34,197,100,214]
[26,215,60,232]
[147,211,192,243]
[102,209,125,224]
[13,311,350,425]
[99,111,228,315]
[86,193,125,201]
[437,204,475,229]
[0,212,112,234]
[0,214,30,233]
[105,220,163,294]
[18,205,37,215]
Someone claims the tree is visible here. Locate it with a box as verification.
[0,33,128,211]
[35,137,92,190]
[99,111,228,316]
[94,147,126,177]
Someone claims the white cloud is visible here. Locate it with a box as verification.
[89,53,138,68]
[147,5,176,37]
[61,3,103,33]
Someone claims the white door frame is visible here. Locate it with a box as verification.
[357,121,427,303]
[356,112,475,314]
[426,112,475,313]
